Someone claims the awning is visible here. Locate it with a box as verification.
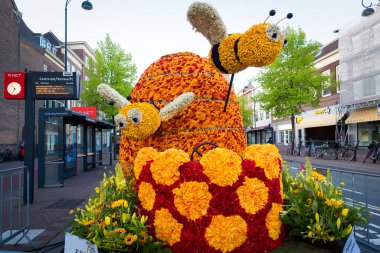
[346,108,380,124]
[298,114,338,129]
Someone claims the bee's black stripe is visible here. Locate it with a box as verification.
[211,43,229,74]
[234,37,241,63]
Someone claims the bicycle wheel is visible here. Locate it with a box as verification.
[343,149,355,161]
[300,147,308,157]
[363,150,373,163]
[327,149,338,160]
[293,148,299,156]
[314,148,323,159]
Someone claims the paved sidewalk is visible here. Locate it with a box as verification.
[0,159,117,252]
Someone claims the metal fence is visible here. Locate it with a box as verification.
[317,167,380,252]
[0,166,35,248]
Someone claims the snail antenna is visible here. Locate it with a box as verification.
[263,10,276,23]
[276,13,293,25]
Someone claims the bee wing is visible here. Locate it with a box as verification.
[187,2,227,45]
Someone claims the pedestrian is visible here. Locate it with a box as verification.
[267,137,273,144]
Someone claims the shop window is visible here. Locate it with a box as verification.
[87,126,93,153]
[280,131,284,143]
[77,125,85,154]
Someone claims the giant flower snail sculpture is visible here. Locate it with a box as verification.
[94,2,293,252]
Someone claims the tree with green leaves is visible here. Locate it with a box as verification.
[81,34,137,119]
[254,27,334,151]
[238,96,253,128]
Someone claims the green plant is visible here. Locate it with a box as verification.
[281,158,367,243]
[70,164,170,253]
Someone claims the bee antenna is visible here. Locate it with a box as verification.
[263,10,276,23]
[275,13,293,25]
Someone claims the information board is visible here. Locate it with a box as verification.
[29,72,80,100]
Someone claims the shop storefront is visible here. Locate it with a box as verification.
[37,108,114,187]
[345,107,380,147]
[246,125,274,145]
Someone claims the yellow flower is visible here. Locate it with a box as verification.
[205,215,247,252]
[342,208,349,217]
[124,233,138,245]
[293,189,299,194]
[316,224,321,231]
[105,216,111,226]
[69,209,74,215]
[337,218,341,230]
[138,182,156,211]
[76,207,81,212]
[311,171,325,181]
[154,208,183,246]
[173,181,212,220]
[265,203,283,240]
[150,149,190,186]
[95,187,100,194]
[237,177,269,215]
[200,148,242,186]
[114,228,126,233]
[82,220,95,226]
[315,213,320,223]
[333,199,343,209]
[329,236,335,241]
[111,199,125,209]
[340,182,345,186]
[308,231,313,238]
[123,200,128,208]
[122,213,129,223]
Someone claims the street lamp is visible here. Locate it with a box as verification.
[64,0,93,72]
[361,0,375,16]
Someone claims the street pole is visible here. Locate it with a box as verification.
[64,0,69,108]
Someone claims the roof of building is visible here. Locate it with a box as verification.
[315,39,338,60]
[43,32,63,46]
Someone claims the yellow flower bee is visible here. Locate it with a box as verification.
[187,3,293,74]
[97,84,195,140]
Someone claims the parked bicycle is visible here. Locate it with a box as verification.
[335,143,355,161]
[299,138,317,157]
[0,148,13,164]
[315,141,338,160]
[363,141,380,163]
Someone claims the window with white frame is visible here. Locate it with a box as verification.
[43,65,48,72]
[335,65,340,93]
[266,111,270,119]
[322,69,331,97]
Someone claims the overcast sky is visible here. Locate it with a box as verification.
[15,0,367,91]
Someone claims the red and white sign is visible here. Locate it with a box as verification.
[3,72,26,99]
[72,106,97,119]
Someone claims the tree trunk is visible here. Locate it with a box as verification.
[291,113,295,153]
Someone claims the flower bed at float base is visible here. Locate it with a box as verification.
[135,144,285,253]
[281,158,367,248]
[69,164,170,253]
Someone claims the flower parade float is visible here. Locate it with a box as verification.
[69,2,303,252]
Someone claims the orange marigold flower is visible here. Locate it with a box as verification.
[205,215,247,252]
[237,177,269,215]
[138,182,156,211]
[173,181,212,220]
[154,208,183,246]
[150,149,190,185]
[82,220,95,226]
[200,148,242,186]
[114,228,126,233]
[266,203,283,240]
[311,171,325,181]
[111,199,125,209]
[243,144,282,180]
[134,147,159,180]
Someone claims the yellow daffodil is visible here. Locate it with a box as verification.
[123,200,128,208]
[95,187,100,194]
[105,216,111,226]
[342,208,349,217]
[337,218,341,230]
[340,182,345,186]
[315,213,320,223]
[69,209,74,215]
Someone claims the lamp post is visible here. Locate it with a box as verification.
[64,0,93,72]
